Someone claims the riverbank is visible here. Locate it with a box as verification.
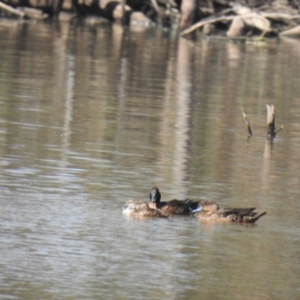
[1,0,300,38]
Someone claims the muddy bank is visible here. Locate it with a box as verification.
[1,0,300,38]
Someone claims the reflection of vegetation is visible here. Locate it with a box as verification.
[0,22,299,202]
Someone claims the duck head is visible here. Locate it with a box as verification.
[202,201,219,214]
[191,201,219,215]
[149,187,161,205]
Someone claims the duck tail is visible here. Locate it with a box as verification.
[245,211,267,223]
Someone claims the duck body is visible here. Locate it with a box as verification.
[123,200,168,218]
[149,187,199,215]
[193,201,266,223]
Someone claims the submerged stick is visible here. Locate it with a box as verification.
[266,104,275,137]
[266,104,283,138]
[274,125,284,135]
[241,107,252,137]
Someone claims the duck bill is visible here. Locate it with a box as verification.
[191,206,203,214]
[149,193,156,202]
[149,189,158,202]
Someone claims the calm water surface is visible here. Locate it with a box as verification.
[0,20,300,299]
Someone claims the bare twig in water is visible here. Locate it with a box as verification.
[275,125,284,135]
[241,107,252,137]
[266,104,276,138]
[266,104,283,138]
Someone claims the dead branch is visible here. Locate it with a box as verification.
[0,1,25,18]
[150,0,160,15]
[16,7,48,19]
[181,2,300,38]
[266,104,283,138]
[181,15,234,36]
[260,12,300,21]
[266,104,276,138]
[241,107,253,137]
[280,25,300,36]
[150,0,163,25]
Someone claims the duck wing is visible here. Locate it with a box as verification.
[217,208,267,223]
[141,208,169,218]
[218,207,256,217]
[160,199,199,215]
[241,211,267,223]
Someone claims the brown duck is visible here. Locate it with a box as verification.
[192,200,266,223]
[123,200,168,218]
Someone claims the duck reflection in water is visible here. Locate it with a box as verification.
[192,201,266,223]
[148,187,199,215]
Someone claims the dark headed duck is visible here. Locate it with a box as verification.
[148,187,199,215]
